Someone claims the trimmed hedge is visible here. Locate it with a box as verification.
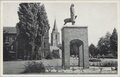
[91,60,117,68]
[89,58,101,62]
[100,61,117,67]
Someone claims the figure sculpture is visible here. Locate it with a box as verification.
[64,4,77,25]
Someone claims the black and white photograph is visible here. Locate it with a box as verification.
[0,0,119,76]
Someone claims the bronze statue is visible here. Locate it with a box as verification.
[64,4,77,25]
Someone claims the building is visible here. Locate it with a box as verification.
[3,27,17,60]
[50,19,62,58]
[3,26,50,60]
[51,19,60,46]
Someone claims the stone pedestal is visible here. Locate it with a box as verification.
[61,26,89,69]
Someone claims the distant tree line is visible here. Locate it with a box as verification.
[89,28,118,58]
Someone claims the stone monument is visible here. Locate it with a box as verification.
[62,4,89,69]
[64,4,77,25]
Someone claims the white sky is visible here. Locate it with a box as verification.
[2,2,117,46]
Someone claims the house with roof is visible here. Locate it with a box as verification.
[3,26,50,60]
[3,27,17,60]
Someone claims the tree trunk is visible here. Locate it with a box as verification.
[41,36,44,59]
[31,40,35,60]
[34,45,39,60]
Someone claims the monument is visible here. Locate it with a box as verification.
[62,4,89,69]
[64,4,77,25]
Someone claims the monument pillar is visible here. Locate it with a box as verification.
[62,26,89,69]
[78,45,83,67]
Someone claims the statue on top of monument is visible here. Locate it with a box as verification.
[64,4,77,25]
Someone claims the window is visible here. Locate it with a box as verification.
[44,42,46,48]
[56,34,57,40]
[5,36,9,42]
[11,45,13,50]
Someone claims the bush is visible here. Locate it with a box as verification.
[23,61,45,73]
[91,60,117,68]
[99,54,114,58]
[100,61,117,67]
[52,50,60,59]
[45,52,53,59]
[89,58,101,62]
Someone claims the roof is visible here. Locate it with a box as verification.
[3,27,16,34]
[52,19,58,32]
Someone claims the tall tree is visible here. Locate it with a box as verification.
[89,44,97,57]
[110,28,118,58]
[97,32,111,56]
[16,3,49,60]
[34,4,49,59]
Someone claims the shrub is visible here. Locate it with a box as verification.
[89,58,101,62]
[91,60,117,69]
[100,61,117,67]
[52,50,60,59]
[99,54,114,58]
[46,64,52,72]
[23,61,45,73]
[45,52,53,59]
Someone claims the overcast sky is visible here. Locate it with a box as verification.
[2,2,117,46]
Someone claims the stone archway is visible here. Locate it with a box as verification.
[70,39,84,67]
[62,26,89,69]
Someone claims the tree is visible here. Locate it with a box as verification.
[16,3,49,60]
[34,4,49,59]
[89,44,97,57]
[97,32,111,56]
[110,28,118,58]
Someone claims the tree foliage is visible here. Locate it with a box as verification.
[89,44,97,57]
[97,32,111,56]
[16,3,49,60]
[96,29,118,58]
[110,28,118,58]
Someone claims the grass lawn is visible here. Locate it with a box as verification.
[3,58,117,74]
[3,59,61,74]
